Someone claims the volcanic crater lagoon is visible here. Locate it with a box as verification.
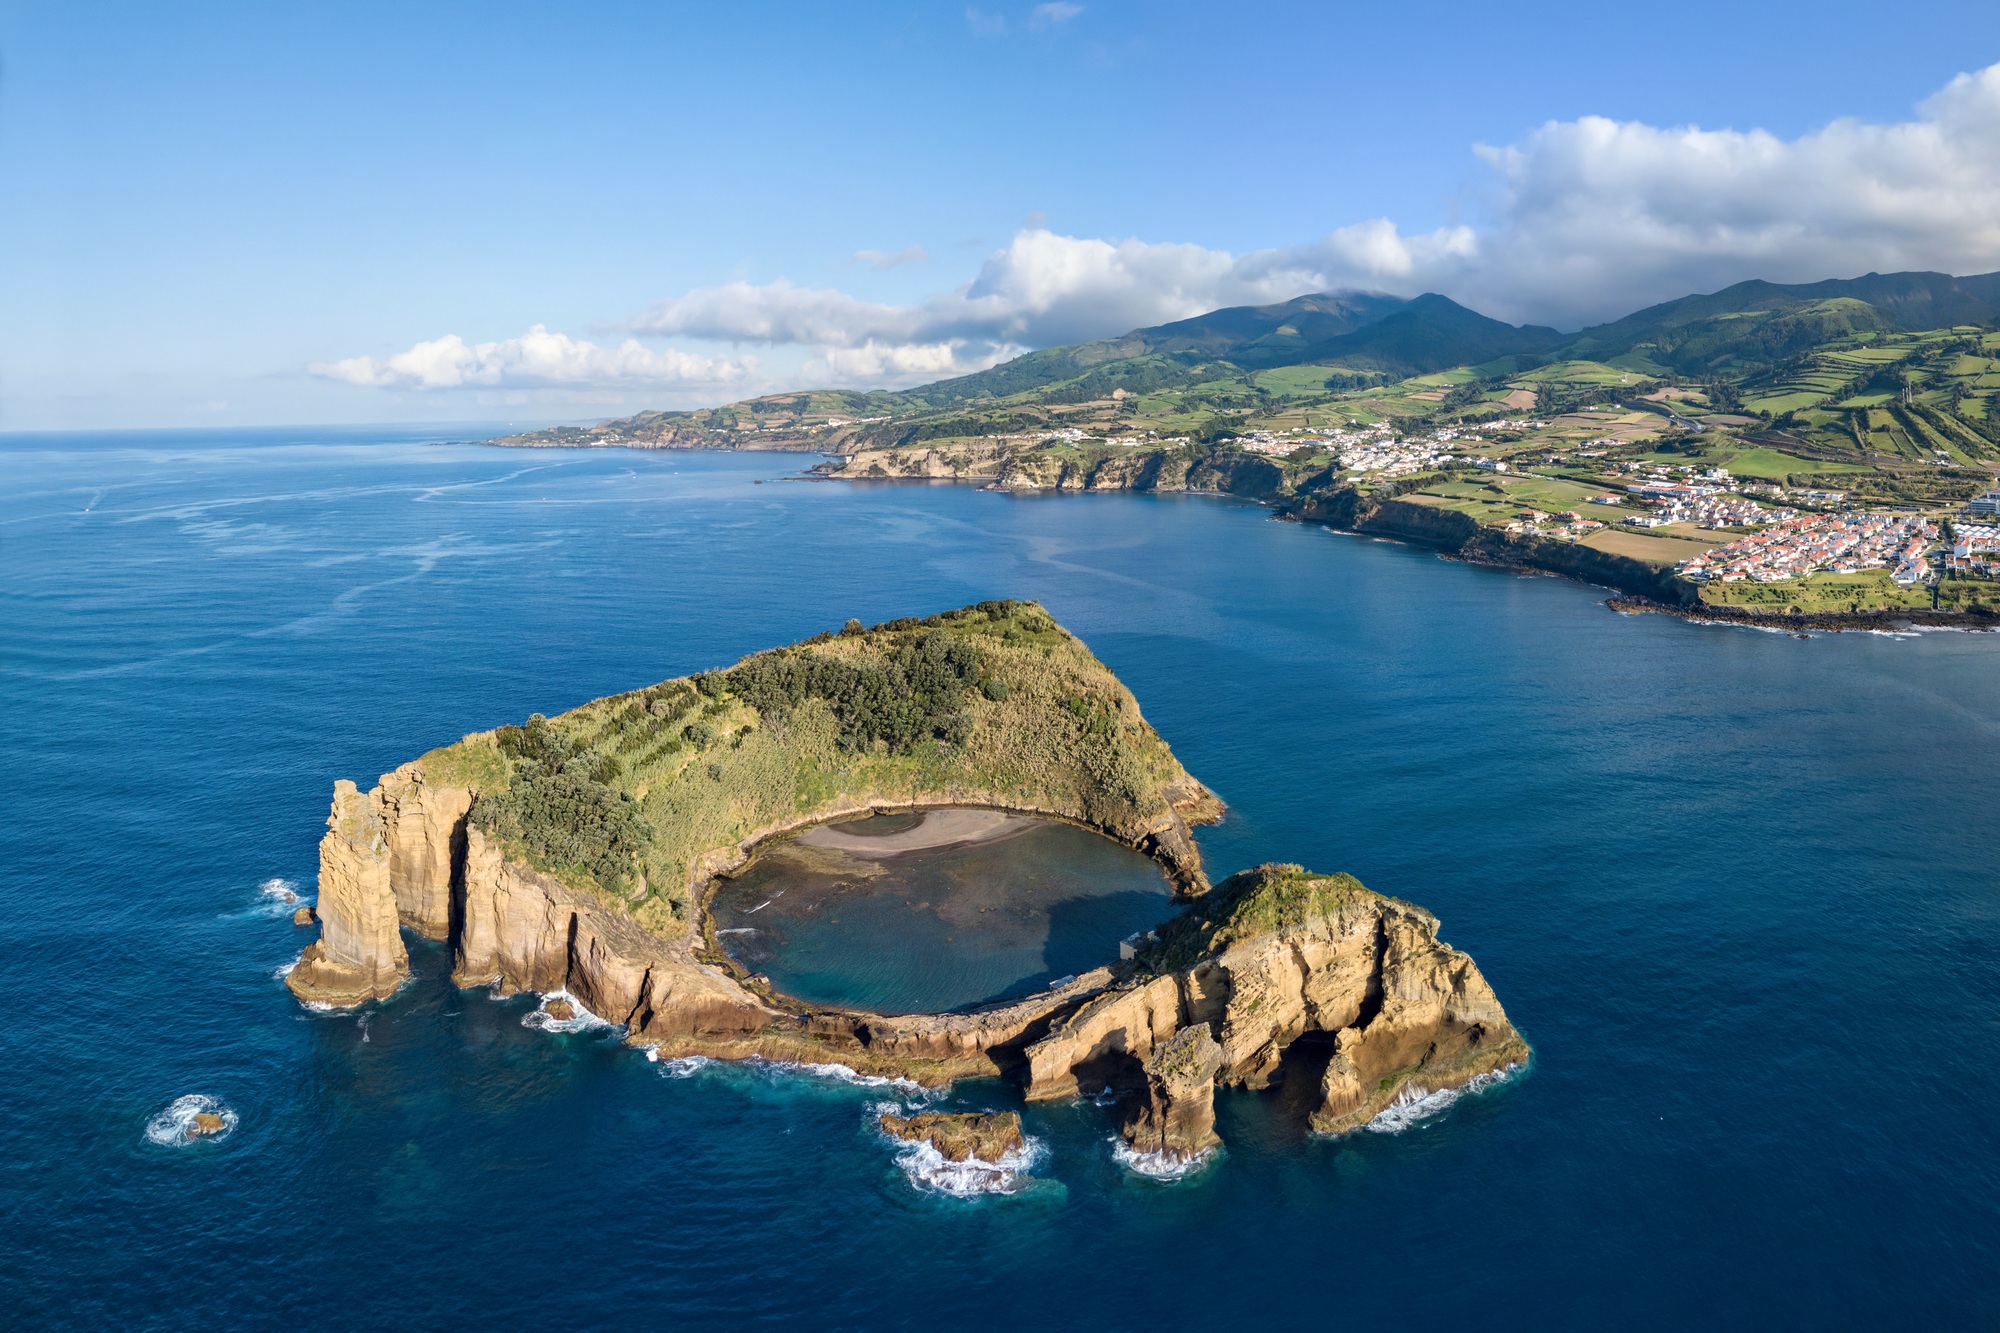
[708,810,1175,1013]
[8,430,2000,1326]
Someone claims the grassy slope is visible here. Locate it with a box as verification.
[1141,864,1380,972]
[416,601,1208,937]
[489,285,2000,618]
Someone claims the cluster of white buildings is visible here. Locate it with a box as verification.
[1234,418,1544,475]
[1945,523,2000,576]
[1235,425,1453,474]
[1642,494,1794,529]
[1679,513,1937,585]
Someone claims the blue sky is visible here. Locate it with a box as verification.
[8,0,2000,429]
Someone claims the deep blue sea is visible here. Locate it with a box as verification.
[4,427,1998,1327]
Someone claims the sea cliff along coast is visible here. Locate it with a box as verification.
[490,271,2000,629]
[287,599,1525,1159]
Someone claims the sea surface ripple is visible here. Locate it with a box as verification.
[2,427,1997,1327]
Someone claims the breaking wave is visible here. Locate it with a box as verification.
[639,1050,936,1095]
[649,1051,713,1078]
[272,951,303,980]
[892,1135,1043,1197]
[236,877,311,920]
[777,1059,935,1096]
[1110,1137,1217,1181]
[259,877,300,903]
[144,1094,237,1147]
[520,990,617,1034]
[874,1103,1044,1197]
[1362,1063,1524,1134]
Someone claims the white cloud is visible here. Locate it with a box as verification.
[630,221,1475,356]
[847,244,929,270]
[315,61,2000,399]
[310,325,750,390]
[632,280,925,347]
[1031,3,1082,26]
[811,340,983,380]
[632,60,2000,348]
[1454,60,2000,324]
[964,7,1006,37]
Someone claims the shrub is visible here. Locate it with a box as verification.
[475,716,651,896]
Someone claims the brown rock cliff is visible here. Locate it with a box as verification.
[284,780,407,1006]
[1123,1024,1224,1160]
[1022,866,1527,1137]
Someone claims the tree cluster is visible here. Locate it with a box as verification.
[473,714,652,896]
[722,630,986,754]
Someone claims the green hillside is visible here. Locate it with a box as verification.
[492,269,2000,513]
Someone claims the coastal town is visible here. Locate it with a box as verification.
[1224,420,2000,602]
[1679,512,1938,585]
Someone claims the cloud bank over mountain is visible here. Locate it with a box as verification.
[315,60,2000,397]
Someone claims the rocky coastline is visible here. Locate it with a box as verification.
[289,761,1525,1151]
[1604,594,2000,632]
[286,605,1527,1160]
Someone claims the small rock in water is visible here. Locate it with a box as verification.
[292,905,316,926]
[879,1111,1024,1163]
[544,997,577,1022]
[188,1112,227,1138]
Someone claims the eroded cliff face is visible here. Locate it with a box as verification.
[284,780,407,1007]
[378,767,470,939]
[1123,1025,1224,1161]
[1019,867,1527,1143]
[288,777,1523,1153]
[454,824,776,1038]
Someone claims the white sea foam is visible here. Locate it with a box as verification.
[1110,1137,1217,1181]
[714,927,757,936]
[521,990,617,1034]
[640,1049,936,1092]
[238,877,312,920]
[272,951,303,980]
[892,1137,1042,1197]
[144,1094,237,1147]
[874,1103,1044,1197]
[774,1059,933,1095]
[1361,1063,1523,1135]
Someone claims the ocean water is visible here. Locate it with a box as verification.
[3,428,1998,1326]
[709,814,1173,1014]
